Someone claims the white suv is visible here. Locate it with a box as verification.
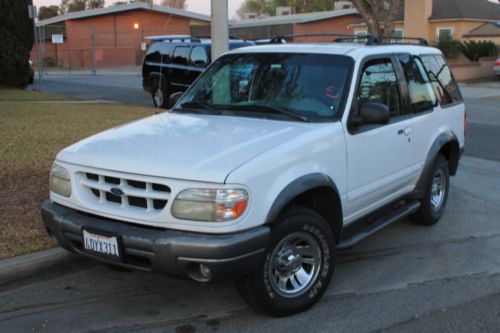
[42,37,465,316]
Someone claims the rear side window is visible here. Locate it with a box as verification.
[145,43,172,63]
[421,55,462,107]
[190,46,209,67]
[398,54,437,113]
[173,46,190,65]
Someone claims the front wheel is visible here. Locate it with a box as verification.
[235,206,336,316]
[411,154,450,226]
[151,80,169,109]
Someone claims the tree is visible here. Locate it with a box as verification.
[237,0,336,19]
[161,0,187,8]
[350,0,403,39]
[68,0,87,12]
[0,0,34,87]
[59,0,105,14]
[39,5,60,20]
[88,0,105,9]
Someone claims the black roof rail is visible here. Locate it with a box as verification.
[270,33,379,45]
[379,37,429,46]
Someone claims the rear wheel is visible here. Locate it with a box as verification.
[235,206,336,316]
[151,79,169,109]
[411,154,450,226]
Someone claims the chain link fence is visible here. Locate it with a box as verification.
[33,24,149,74]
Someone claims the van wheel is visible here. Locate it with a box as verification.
[152,80,169,109]
[411,154,450,226]
[235,206,335,316]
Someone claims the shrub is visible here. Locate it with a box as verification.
[0,27,32,87]
[459,40,498,62]
[435,37,462,59]
[0,0,34,88]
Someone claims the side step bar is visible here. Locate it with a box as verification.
[337,200,421,250]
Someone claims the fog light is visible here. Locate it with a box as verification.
[199,264,211,279]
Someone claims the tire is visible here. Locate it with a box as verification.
[151,79,169,109]
[235,206,336,316]
[410,154,450,226]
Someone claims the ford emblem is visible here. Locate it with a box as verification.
[110,187,124,196]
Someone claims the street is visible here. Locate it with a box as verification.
[4,75,497,332]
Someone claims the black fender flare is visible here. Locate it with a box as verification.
[265,173,343,239]
[413,130,460,197]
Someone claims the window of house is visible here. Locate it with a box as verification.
[420,54,463,106]
[392,29,404,39]
[357,58,404,119]
[190,46,209,67]
[437,28,453,41]
[398,54,437,113]
[173,46,190,65]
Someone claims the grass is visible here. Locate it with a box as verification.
[0,88,75,102]
[0,91,155,259]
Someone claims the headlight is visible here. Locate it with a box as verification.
[50,163,71,197]
[171,189,248,222]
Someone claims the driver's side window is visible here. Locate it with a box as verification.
[357,58,404,119]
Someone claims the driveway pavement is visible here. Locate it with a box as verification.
[1,156,499,332]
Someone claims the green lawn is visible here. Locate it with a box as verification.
[0,90,154,259]
[0,88,76,101]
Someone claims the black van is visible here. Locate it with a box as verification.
[142,36,254,108]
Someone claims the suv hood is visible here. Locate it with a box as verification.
[57,112,313,183]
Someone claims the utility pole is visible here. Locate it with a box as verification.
[28,5,42,91]
[210,0,229,61]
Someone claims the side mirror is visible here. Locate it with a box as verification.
[169,92,184,109]
[358,102,390,125]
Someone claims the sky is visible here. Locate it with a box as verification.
[33,0,246,19]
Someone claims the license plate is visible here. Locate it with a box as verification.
[82,229,122,261]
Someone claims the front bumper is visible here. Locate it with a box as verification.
[41,201,269,282]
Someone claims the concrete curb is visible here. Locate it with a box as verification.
[0,248,87,288]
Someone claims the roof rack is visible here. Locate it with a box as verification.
[145,35,250,43]
[269,33,429,46]
[379,37,429,46]
[270,33,379,45]
[145,35,202,42]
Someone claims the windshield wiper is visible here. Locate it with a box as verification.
[177,102,221,115]
[238,104,309,122]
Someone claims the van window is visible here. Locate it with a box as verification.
[190,46,208,67]
[173,46,190,65]
[421,55,462,107]
[398,54,437,113]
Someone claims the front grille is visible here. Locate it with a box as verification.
[80,172,171,212]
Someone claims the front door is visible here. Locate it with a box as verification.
[343,56,415,223]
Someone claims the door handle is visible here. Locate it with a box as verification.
[398,127,412,136]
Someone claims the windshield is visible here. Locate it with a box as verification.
[176,53,353,121]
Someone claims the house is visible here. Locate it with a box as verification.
[463,21,500,44]
[350,0,500,44]
[33,2,210,69]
